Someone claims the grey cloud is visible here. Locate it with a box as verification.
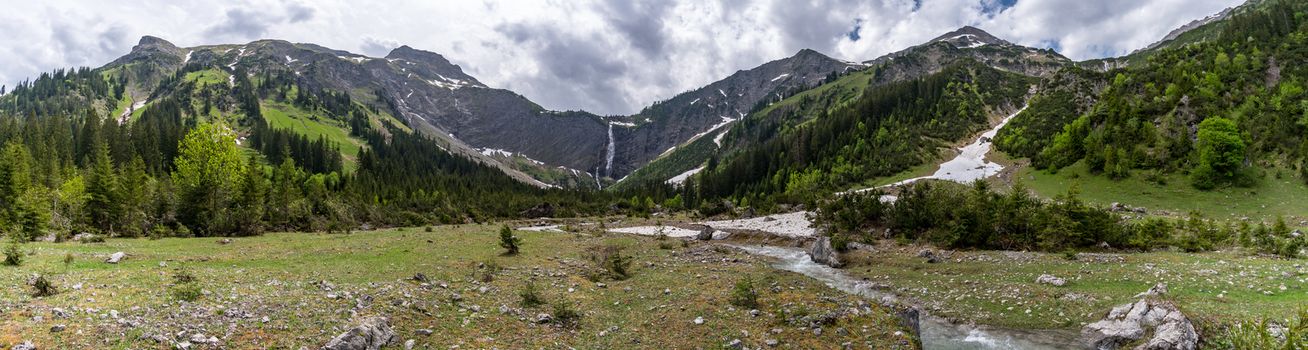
[204,8,278,41]
[594,0,672,57]
[495,22,632,115]
[286,3,315,23]
[203,2,317,42]
[767,0,855,54]
[360,36,400,57]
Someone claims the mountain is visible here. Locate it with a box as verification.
[615,26,1070,189]
[607,49,861,179]
[996,0,1308,189]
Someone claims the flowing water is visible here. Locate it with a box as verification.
[605,123,615,177]
[733,245,1085,349]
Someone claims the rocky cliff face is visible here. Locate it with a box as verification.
[865,26,1071,83]
[610,49,860,179]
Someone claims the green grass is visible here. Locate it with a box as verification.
[1020,161,1308,224]
[843,242,1308,332]
[0,225,916,349]
[261,102,366,159]
[183,68,230,87]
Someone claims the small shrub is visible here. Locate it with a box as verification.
[63,253,74,265]
[519,280,544,307]
[170,268,201,302]
[499,226,522,255]
[148,225,172,240]
[590,245,634,280]
[478,260,501,282]
[424,226,434,233]
[730,277,759,309]
[658,241,675,250]
[552,300,580,326]
[3,240,22,266]
[30,275,57,297]
[78,234,105,243]
[171,283,202,302]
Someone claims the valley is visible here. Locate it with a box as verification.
[1,0,1307,349]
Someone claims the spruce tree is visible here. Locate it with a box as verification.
[86,141,121,234]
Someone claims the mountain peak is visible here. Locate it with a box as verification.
[136,35,178,50]
[930,26,1009,47]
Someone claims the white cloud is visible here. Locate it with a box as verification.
[0,0,1244,115]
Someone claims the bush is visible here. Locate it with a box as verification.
[30,275,57,297]
[78,234,105,243]
[657,241,676,250]
[589,245,634,280]
[63,253,74,265]
[170,268,201,302]
[519,280,544,307]
[730,277,759,309]
[551,300,580,326]
[3,239,22,266]
[499,226,522,255]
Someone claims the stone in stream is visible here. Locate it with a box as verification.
[695,225,714,241]
[105,252,126,264]
[807,236,843,268]
[1082,284,1197,350]
[321,316,396,350]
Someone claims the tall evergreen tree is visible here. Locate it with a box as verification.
[86,141,121,234]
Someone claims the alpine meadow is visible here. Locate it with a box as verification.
[1,0,1307,349]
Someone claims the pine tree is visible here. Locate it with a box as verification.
[234,157,268,236]
[86,141,121,234]
[0,142,32,230]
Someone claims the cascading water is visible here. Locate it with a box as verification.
[604,123,615,177]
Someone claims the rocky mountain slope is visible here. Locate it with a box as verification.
[616,26,1070,189]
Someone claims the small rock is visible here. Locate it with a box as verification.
[13,341,36,350]
[536,313,553,324]
[765,339,779,347]
[217,238,232,245]
[416,329,433,336]
[1036,274,1067,287]
[50,324,66,332]
[105,252,126,264]
[693,316,704,325]
[404,339,415,350]
[51,308,70,319]
[1135,283,1168,298]
[749,309,760,317]
[726,339,743,349]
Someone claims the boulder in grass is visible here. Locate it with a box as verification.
[322,316,396,350]
[1036,274,1067,287]
[105,252,126,264]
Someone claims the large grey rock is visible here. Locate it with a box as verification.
[808,236,843,268]
[105,252,126,264]
[696,225,714,241]
[322,316,396,350]
[1082,286,1196,350]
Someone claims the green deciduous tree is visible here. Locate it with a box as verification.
[1191,117,1246,189]
[173,123,246,235]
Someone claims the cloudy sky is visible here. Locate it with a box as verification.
[0,0,1241,115]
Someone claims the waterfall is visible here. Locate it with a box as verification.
[604,123,615,177]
